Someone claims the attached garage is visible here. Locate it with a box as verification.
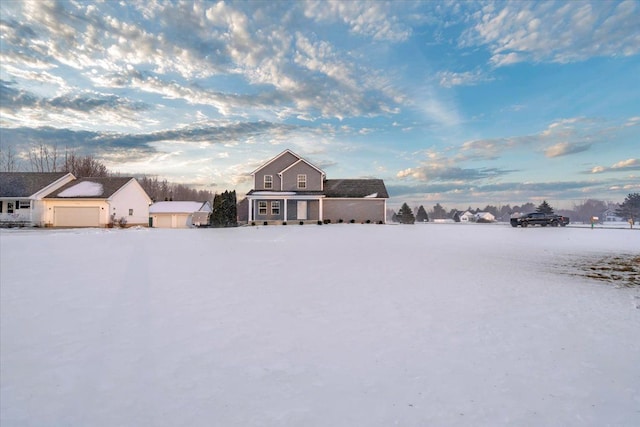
[54,206,101,227]
[43,177,152,228]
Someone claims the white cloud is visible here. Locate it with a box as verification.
[303,0,411,42]
[461,0,640,66]
[437,69,493,88]
[612,158,638,169]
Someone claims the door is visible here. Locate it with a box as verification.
[297,201,307,220]
[54,207,100,227]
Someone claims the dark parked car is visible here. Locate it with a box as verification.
[511,212,570,227]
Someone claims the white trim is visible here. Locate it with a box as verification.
[249,149,301,176]
[33,173,76,199]
[297,174,307,189]
[258,201,267,215]
[247,193,325,200]
[271,200,280,215]
[264,175,273,189]
[279,158,326,179]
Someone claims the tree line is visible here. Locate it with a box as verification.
[393,196,640,225]
[0,144,215,203]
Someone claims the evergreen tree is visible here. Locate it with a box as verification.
[536,200,554,215]
[210,190,238,227]
[397,203,415,224]
[391,210,398,223]
[432,203,447,219]
[415,205,429,222]
[616,193,640,223]
[453,211,461,222]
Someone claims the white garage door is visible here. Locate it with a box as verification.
[54,207,101,227]
[155,215,173,228]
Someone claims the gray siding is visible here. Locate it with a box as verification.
[253,151,298,190]
[252,199,285,221]
[281,161,323,191]
[323,199,386,223]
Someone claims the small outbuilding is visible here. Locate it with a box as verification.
[149,201,212,228]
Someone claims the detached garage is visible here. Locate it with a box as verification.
[149,201,212,228]
[44,177,152,228]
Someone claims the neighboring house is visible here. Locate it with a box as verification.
[602,208,623,222]
[149,201,212,228]
[0,172,76,227]
[246,149,389,223]
[459,211,475,222]
[43,177,152,227]
[475,211,496,222]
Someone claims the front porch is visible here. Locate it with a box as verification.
[246,193,325,223]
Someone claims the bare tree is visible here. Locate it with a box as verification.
[28,143,60,172]
[0,145,20,172]
[62,152,109,177]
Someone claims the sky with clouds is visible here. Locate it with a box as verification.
[1,0,639,209]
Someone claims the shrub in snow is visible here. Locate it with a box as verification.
[118,217,128,228]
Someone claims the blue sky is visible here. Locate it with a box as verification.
[1,0,638,209]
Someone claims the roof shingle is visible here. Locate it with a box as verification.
[0,172,69,198]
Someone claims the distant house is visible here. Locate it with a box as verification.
[246,149,389,224]
[149,201,212,228]
[459,211,475,222]
[0,172,76,227]
[474,212,496,222]
[602,207,623,222]
[44,177,152,227]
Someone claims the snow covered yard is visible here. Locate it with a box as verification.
[1,224,639,426]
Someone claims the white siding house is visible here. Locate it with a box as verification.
[43,177,152,227]
[0,172,76,227]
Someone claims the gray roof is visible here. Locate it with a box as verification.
[323,179,389,198]
[0,172,69,198]
[45,177,135,199]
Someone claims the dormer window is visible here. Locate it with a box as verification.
[297,174,307,189]
[264,175,273,189]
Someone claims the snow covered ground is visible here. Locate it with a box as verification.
[1,224,639,426]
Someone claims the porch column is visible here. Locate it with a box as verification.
[319,197,323,221]
[248,198,253,221]
[283,199,288,221]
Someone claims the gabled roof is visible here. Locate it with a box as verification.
[45,177,136,199]
[323,179,389,198]
[150,201,212,214]
[250,149,301,175]
[0,172,70,198]
[279,158,326,178]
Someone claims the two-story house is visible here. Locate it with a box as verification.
[246,150,388,224]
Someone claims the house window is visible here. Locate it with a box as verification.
[271,201,280,215]
[297,174,307,189]
[258,201,267,215]
[129,209,134,216]
[0,201,3,213]
[7,202,14,214]
[264,175,273,189]
[18,201,30,209]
